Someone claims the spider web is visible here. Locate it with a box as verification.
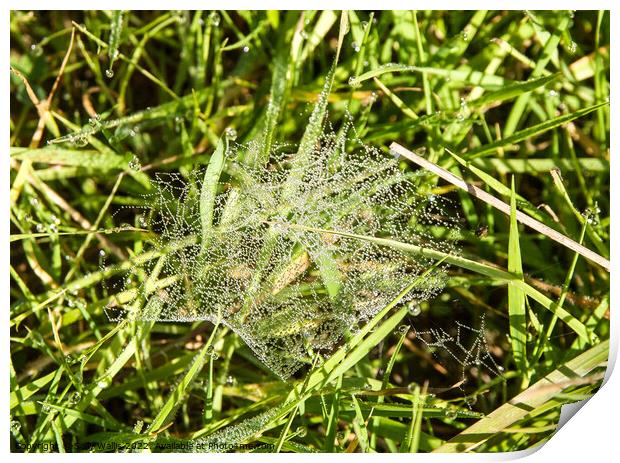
[104,121,462,379]
[414,314,505,387]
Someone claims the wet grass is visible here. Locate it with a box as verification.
[10,10,609,453]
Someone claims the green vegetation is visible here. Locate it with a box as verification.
[10,10,609,453]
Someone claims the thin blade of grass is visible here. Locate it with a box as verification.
[465,102,609,159]
[508,177,528,379]
[390,142,610,272]
[200,136,226,248]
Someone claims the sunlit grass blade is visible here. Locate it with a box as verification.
[508,177,527,381]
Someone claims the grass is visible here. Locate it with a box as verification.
[10,10,609,453]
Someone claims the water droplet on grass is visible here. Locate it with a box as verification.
[129,156,142,171]
[30,43,43,57]
[133,420,144,433]
[568,41,577,54]
[69,391,81,405]
[225,127,237,140]
[11,420,21,433]
[105,69,114,78]
[208,11,220,27]
[97,377,111,389]
[407,301,421,316]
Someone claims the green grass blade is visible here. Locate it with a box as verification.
[508,177,527,379]
[200,137,226,248]
[108,10,125,73]
[350,64,508,89]
[470,73,561,109]
[467,102,609,159]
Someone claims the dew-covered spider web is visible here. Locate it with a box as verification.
[105,120,462,379]
[413,314,505,390]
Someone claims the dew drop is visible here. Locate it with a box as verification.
[105,69,114,78]
[10,420,21,433]
[351,42,360,52]
[296,426,308,437]
[97,377,111,389]
[69,391,82,405]
[446,409,458,420]
[242,45,250,53]
[30,43,43,57]
[208,11,221,27]
[407,301,421,316]
[99,249,106,257]
[133,420,144,433]
[568,41,577,54]
[224,127,237,140]
[129,155,142,171]
[271,222,288,233]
